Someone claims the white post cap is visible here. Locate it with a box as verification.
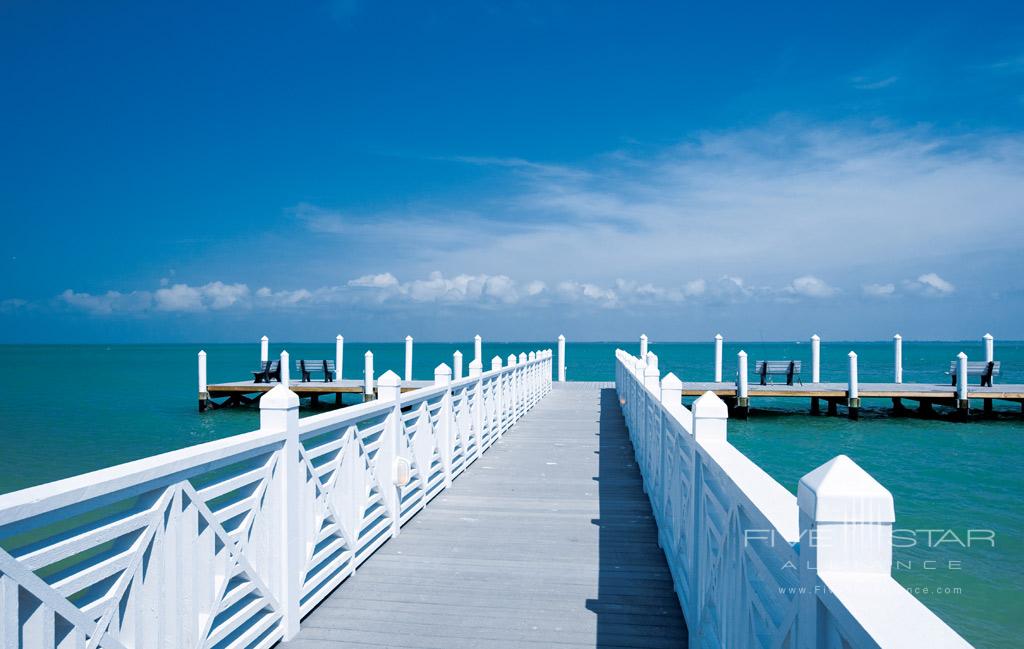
[798,455,894,523]
[692,391,728,442]
[811,334,819,341]
[715,333,723,340]
[434,362,452,385]
[261,335,269,342]
[894,333,901,340]
[507,354,517,366]
[260,383,300,410]
[519,352,527,363]
[337,334,343,341]
[983,332,993,340]
[377,369,401,399]
[491,355,503,370]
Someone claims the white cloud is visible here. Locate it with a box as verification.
[348,273,400,288]
[905,272,955,297]
[788,275,838,298]
[60,289,152,314]
[863,283,896,297]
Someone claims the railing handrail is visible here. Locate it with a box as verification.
[0,348,554,648]
[614,348,970,648]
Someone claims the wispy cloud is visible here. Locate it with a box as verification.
[851,75,899,90]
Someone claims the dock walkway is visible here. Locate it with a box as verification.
[286,382,688,649]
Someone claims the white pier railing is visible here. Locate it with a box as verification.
[615,349,971,649]
[0,350,552,649]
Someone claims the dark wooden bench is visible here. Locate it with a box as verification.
[296,359,336,382]
[252,360,281,383]
[947,360,1000,387]
[754,360,802,386]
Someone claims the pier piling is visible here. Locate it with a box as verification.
[894,334,903,384]
[811,334,820,383]
[405,335,414,382]
[736,350,749,419]
[847,351,860,420]
[260,335,269,364]
[714,333,723,382]
[198,350,208,411]
[364,350,374,400]
[957,352,969,421]
[558,334,566,382]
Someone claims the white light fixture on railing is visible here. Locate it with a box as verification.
[394,457,411,487]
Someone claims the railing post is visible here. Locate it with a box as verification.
[474,334,482,365]
[335,335,344,381]
[692,390,728,443]
[810,334,820,383]
[558,334,566,382]
[377,370,402,536]
[491,356,504,435]
[646,351,658,371]
[405,335,414,382]
[660,371,682,410]
[261,335,269,363]
[736,350,749,419]
[280,350,290,386]
[640,333,648,359]
[848,351,859,420]
[507,354,518,422]
[714,333,723,382]
[364,350,374,400]
[454,350,463,381]
[956,352,969,420]
[197,350,208,412]
[434,363,453,487]
[796,455,895,649]
[260,383,301,640]
[894,334,903,384]
[469,359,484,459]
[644,363,660,393]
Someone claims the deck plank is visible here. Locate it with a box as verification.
[284,383,688,648]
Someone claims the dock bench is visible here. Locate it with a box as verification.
[296,359,336,382]
[252,359,281,383]
[948,360,1000,387]
[754,360,802,385]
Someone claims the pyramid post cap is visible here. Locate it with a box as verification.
[798,455,894,523]
[983,333,993,339]
[661,372,683,390]
[692,390,728,418]
[378,369,401,386]
[715,333,723,340]
[434,362,452,374]
[260,383,300,409]
[811,334,820,341]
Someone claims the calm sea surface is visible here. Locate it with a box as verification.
[0,340,1021,647]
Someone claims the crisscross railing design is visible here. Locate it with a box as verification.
[0,349,552,648]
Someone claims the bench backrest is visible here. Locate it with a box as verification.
[948,360,1000,375]
[296,360,336,372]
[754,360,801,374]
[258,360,279,371]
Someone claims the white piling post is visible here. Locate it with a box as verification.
[796,456,894,649]
[364,351,374,398]
[811,334,820,383]
[335,335,344,381]
[736,350,749,418]
[847,351,859,420]
[640,333,648,359]
[405,335,414,382]
[260,335,269,363]
[957,352,968,403]
[894,334,903,384]
[507,353,516,366]
[474,334,482,365]
[984,333,994,382]
[714,334,723,382]
[198,350,208,411]
[492,355,502,371]
[280,350,290,386]
[557,334,566,382]
[259,383,301,639]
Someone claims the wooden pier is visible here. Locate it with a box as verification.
[203,379,433,409]
[287,383,687,648]
[675,380,1024,419]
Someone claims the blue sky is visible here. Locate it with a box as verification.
[1,0,1023,342]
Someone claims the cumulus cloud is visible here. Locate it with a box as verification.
[60,289,153,315]
[788,276,838,298]
[863,283,896,297]
[904,273,955,297]
[348,273,400,288]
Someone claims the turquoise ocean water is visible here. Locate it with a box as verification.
[0,341,1020,647]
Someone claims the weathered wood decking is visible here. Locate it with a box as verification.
[285,382,688,648]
